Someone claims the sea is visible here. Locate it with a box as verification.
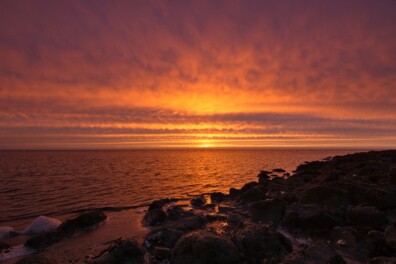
[0,149,372,262]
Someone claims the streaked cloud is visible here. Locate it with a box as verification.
[0,0,395,148]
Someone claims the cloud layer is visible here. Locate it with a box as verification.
[0,0,395,148]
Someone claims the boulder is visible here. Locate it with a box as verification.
[283,204,341,231]
[172,232,241,264]
[229,188,241,198]
[346,206,388,230]
[240,181,259,193]
[239,186,266,204]
[210,192,225,203]
[90,238,144,264]
[249,198,285,226]
[281,241,346,264]
[57,211,107,234]
[144,227,184,249]
[25,211,107,251]
[142,209,167,226]
[16,255,58,264]
[190,195,207,208]
[165,215,207,232]
[234,224,291,263]
[273,168,286,173]
[166,205,195,221]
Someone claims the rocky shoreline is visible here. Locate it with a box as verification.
[5,150,396,263]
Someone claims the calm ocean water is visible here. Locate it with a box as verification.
[0,149,361,228]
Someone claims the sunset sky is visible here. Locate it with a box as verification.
[0,0,395,149]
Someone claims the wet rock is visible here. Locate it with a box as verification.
[346,206,388,230]
[143,209,167,226]
[172,231,241,264]
[190,195,207,208]
[249,198,285,226]
[58,211,106,234]
[234,224,292,263]
[166,205,194,221]
[16,255,58,264]
[144,227,184,249]
[0,241,10,252]
[389,167,396,185]
[282,241,346,264]
[90,238,144,264]
[165,215,207,232]
[283,204,341,231]
[273,168,286,173]
[239,186,266,204]
[25,211,107,251]
[148,198,178,211]
[210,192,225,203]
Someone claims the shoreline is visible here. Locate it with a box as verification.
[1,150,396,263]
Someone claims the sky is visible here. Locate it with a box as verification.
[0,0,395,149]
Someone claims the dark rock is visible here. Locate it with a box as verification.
[249,198,285,226]
[25,230,65,251]
[144,227,184,249]
[297,184,351,211]
[331,226,366,261]
[190,195,207,208]
[234,224,291,263]
[25,211,106,250]
[165,215,207,232]
[258,176,270,185]
[239,186,266,204]
[229,187,241,198]
[294,160,327,173]
[258,170,271,178]
[240,181,259,193]
[282,241,346,264]
[389,167,396,185]
[0,241,10,252]
[206,214,227,222]
[218,205,235,214]
[201,203,216,210]
[283,204,341,231]
[210,192,225,203]
[365,189,396,210]
[143,209,167,226]
[90,238,144,264]
[57,211,107,234]
[273,168,286,173]
[148,198,178,211]
[172,232,241,264]
[347,206,388,230]
[152,246,172,260]
[16,255,58,264]
[385,224,396,252]
[166,205,194,221]
[368,257,396,264]
[367,230,392,257]
[227,214,244,226]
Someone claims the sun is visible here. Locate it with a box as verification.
[200,143,211,148]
